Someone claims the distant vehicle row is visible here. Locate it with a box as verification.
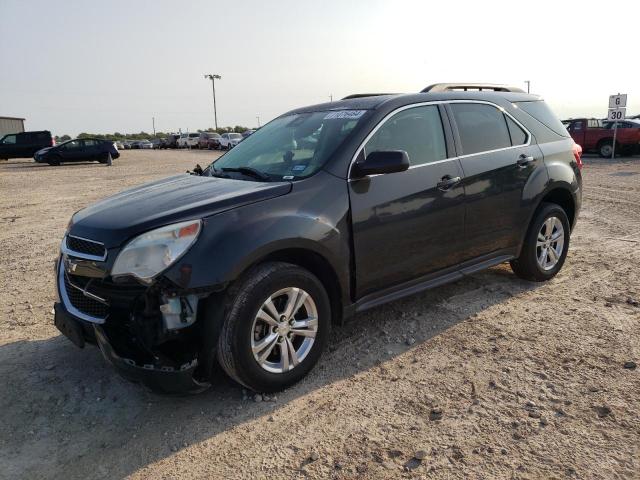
[0,130,257,159]
[174,131,253,150]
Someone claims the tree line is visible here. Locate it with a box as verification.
[54,126,251,143]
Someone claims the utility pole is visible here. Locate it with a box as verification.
[152,117,155,136]
[256,116,261,127]
[525,80,530,94]
[329,94,333,102]
[204,74,222,130]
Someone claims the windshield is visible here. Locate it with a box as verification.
[208,110,368,181]
[229,133,242,139]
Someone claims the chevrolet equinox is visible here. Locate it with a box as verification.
[54,83,583,393]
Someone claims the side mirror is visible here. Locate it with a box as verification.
[351,150,410,178]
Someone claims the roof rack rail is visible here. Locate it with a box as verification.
[341,93,396,100]
[421,83,525,93]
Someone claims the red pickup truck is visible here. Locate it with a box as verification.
[562,118,640,157]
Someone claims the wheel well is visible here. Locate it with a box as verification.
[541,189,575,227]
[596,137,614,148]
[258,249,344,324]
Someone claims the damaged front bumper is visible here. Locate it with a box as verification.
[54,258,215,394]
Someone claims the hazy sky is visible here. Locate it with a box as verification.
[1,0,639,136]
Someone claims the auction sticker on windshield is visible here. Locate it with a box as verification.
[323,110,366,120]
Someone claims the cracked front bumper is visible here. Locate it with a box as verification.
[53,300,209,394]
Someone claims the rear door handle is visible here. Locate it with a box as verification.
[437,175,461,191]
[517,154,534,167]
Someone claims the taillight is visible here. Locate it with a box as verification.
[572,143,583,170]
[51,138,56,146]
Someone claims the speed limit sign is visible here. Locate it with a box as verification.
[608,108,626,121]
[609,94,627,108]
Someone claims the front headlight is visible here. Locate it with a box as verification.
[111,220,201,283]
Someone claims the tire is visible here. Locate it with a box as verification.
[47,155,61,166]
[598,140,614,158]
[217,262,331,392]
[510,202,570,282]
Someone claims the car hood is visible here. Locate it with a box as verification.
[35,147,54,156]
[69,174,292,248]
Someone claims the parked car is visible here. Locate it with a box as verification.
[207,133,222,150]
[219,132,243,149]
[139,140,153,149]
[34,138,119,165]
[53,83,582,394]
[151,138,163,149]
[114,140,125,150]
[122,141,133,150]
[177,133,200,148]
[0,130,54,160]
[242,129,255,138]
[163,134,180,149]
[197,132,218,149]
[563,118,640,157]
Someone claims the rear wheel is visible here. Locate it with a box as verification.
[217,262,331,392]
[599,141,614,158]
[510,203,570,281]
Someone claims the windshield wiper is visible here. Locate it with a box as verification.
[221,167,270,181]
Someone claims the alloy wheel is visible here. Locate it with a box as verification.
[250,287,318,373]
[536,216,565,271]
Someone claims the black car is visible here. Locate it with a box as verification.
[163,134,180,149]
[35,138,120,165]
[53,83,582,393]
[0,130,54,159]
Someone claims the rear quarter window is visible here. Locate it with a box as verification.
[515,101,570,137]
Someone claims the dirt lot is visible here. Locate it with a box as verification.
[0,150,639,479]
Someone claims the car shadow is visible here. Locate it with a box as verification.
[0,264,540,479]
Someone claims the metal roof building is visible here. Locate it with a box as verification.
[0,116,25,137]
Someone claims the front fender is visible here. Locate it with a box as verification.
[163,172,352,302]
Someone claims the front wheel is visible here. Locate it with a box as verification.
[510,202,570,282]
[217,262,331,392]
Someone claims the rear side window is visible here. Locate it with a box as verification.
[364,105,447,166]
[35,132,50,140]
[506,116,527,145]
[2,134,17,144]
[515,101,570,137]
[450,103,511,155]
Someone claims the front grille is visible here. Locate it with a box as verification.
[62,272,109,321]
[66,235,106,259]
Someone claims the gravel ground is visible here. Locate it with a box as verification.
[0,150,639,479]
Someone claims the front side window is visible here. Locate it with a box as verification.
[61,140,81,150]
[1,134,16,144]
[83,139,98,146]
[450,103,511,155]
[363,105,446,166]
[209,110,368,180]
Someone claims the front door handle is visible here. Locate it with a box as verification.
[437,175,461,191]
[517,154,534,167]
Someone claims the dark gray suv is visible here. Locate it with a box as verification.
[53,83,582,393]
